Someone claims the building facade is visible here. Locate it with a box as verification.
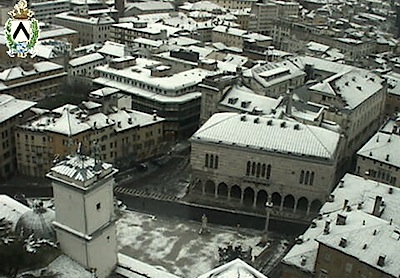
[188,113,341,222]
[93,57,212,138]
[0,62,66,101]
[55,9,115,46]
[15,103,165,177]
[282,173,400,278]
[356,129,400,187]
[30,0,70,23]
[0,94,35,179]
[68,53,105,78]
[211,26,272,49]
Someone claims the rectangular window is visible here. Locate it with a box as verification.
[345,263,352,273]
[96,203,101,210]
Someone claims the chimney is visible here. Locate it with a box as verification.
[153,110,157,121]
[285,88,293,116]
[336,213,347,225]
[343,199,349,210]
[300,256,307,266]
[339,237,347,248]
[372,196,382,217]
[324,220,331,234]
[377,255,386,267]
[386,154,389,161]
[128,117,132,124]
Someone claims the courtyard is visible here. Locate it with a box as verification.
[116,209,289,277]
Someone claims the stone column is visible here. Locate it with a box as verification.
[227,187,231,201]
[261,196,273,243]
[214,184,218,199]
[202,182,205,196]
[240,188,244,205]
[293,199,298,214]
[279,198,284,212]
[306,203,311,216]
[252,191,257,208]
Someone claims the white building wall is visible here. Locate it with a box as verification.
[84,179,114,235]
[55,228,87,266]
[53,182,86,233]
[87,223,118,278]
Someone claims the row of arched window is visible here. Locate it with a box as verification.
[368,169,397,185]
[246,161,271,179]
[205,154,219,169]
[300,170,314,185]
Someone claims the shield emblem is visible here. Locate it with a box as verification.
[10,19,31,42]
[4,0,40,58]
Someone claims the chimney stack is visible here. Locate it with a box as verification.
[343,199,349,210]
[372,196,382,217]
[285,88,293,116]
[324,220,331,234]
[377,255,386,267]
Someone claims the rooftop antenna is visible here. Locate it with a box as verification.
[66,106,74,156]
[91,140,102,166]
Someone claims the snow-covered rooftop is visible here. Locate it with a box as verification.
[94,77,202,104]
[317,221,400,278]
[97,41,128,58]
[112,22,181,37]
[22,104,112,136]
[289,56,354,75]
[117,253,180,278]
[250,61,305,88]
[95,58,211,92]
[0,94,35,123]
[307,41,330,53]
[56,12,115,25]
[219,85,281,115]
[47,154,116,188]
[310,69,384,109]
[198,258,268,278]
[108,109,164,132]
[384,72,400,96]
[89,87,120,98]
[192,113,340,160]
[357,132,400,168]
[283,209,387,274]
[69,53,104,67]
[0,194,30,230]
[0,62,64,82]
[283,173,400,274]
[125,1,174,12]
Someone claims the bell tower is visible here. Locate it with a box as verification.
[46,150,118,278]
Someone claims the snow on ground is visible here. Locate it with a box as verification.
[116,210,265,277]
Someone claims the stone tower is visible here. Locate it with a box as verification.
[46,152,118,278]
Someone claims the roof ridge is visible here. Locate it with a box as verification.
[303,124,335,157]
[195,113,239,135]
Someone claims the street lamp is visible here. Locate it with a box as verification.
[262,196,273,244]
